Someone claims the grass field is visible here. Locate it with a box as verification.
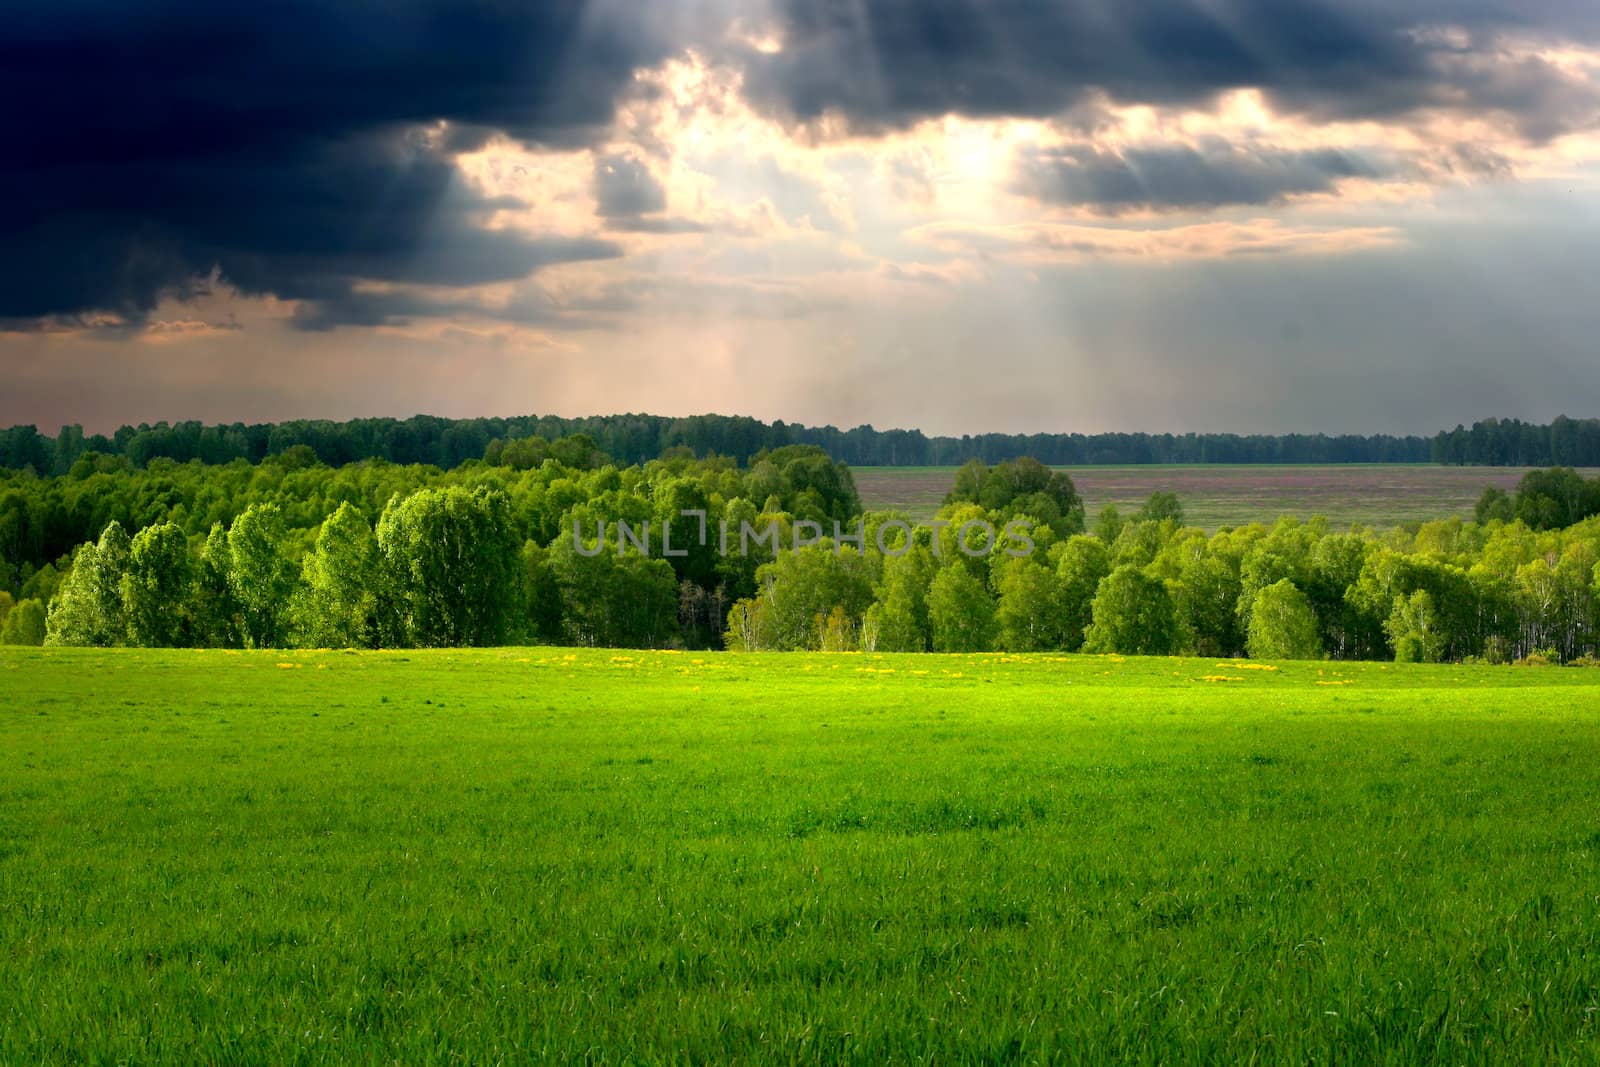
[4,648,1600,1062]
[852,464,1600,529]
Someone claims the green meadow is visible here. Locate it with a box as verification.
[3,647,1599,1063]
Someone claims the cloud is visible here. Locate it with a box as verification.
[0,0,679,327]
[736,0,1600,139]
[594,154,669,218]
[1013,140,1390,212]
[909,218,1406,262]
[591,151,712,234]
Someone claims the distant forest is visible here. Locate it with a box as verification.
[0,413,1597,474]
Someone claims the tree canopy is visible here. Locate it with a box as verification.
[8,451,1600,667]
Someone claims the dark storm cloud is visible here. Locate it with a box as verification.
[1015,142,1388,212]
[738,0,1600,135]
[591,153,712,234]
[595,154,670,218]
[0,0,674,326]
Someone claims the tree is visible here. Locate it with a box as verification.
[994,557,1066,651]
[724,597,772,652]
[864,546,937,652]
[0,598,45,645]
[294,502,380,648]
[1172,549,1243,657]
[1235,523,1316,635]
[927,565,997,652]
[1513,545,1597,662]
[43,522,130,647]
[1511,467,1598,530]
[549,538,679,648]
[191,523,241,648]
[377,487,523,647]
[228,504,297,648]
[1246,579,1324,660]
[1475,487,1515,524]
[1387,589,1445,663]
[44,545,97,646]
[818,605,857,651]
[91,521,131,641]
[1094,505,1125,544]
[1052,535,1112,651]
[738,544,874,651]
[944,457,1084,537]
[1348,549,1478,662]
[1083,565,1180,655]
[520,541,565,645]
[123,523,192,647]
[1308,533,1378,660]
[1136,491,1184,526]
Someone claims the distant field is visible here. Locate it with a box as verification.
[853,463,1599,528]
[4,647,1600,1061]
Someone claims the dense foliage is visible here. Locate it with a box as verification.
[0,412,1440,475]
[725,468,1600,664]
[1476,466,1600,530]
[1,441,861,650]
[7,447,1600,664]
[1434,416,1600,467]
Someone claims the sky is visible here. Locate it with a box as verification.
[5,0,1600,437]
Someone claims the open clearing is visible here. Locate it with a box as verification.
[4,647,1600,1062]
[853,464,1600,528]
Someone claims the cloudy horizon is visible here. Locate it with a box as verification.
[6,0,1600,437]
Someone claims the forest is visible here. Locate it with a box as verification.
[8,413,1600,475]
[0,413,1457,473]
[4,434,1600,663]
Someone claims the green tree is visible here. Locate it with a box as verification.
[549,538,679,648]
[295,502,380,648]
[740,545,874,651]
[1083,565,1180,655]
[1172,550,1243,657]
[44,545,98,646]
[0,598,45,645]
[123,523,193,647]
[927,565,997,653]
[1052,535,1112,651]
[945,457,1084,537]
[43,522,130,647]
[90,521,131,642]
[377,487,523,647]
[723,597,772,652]
[1387,589,1446,663]
[228,504,298,648]
[994,557,1066,651]
[191,523,241,648]
[1308,533,1378,659]
[1511,467,1596,530]
[818,605,858,652]
[864,546,936,652]
[1475,486,1515,524]
[520,541,565,645]
[1246,579,1324,661]
[1135,491,1184,526]
[1094,505,1125,544]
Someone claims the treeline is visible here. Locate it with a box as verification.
[0,413,1435,474]
[1434,416,1600,467]
[0,441,860,645]
[726,460,1600,665]
[1477,467,1600,530]
[8,453,1600,666]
